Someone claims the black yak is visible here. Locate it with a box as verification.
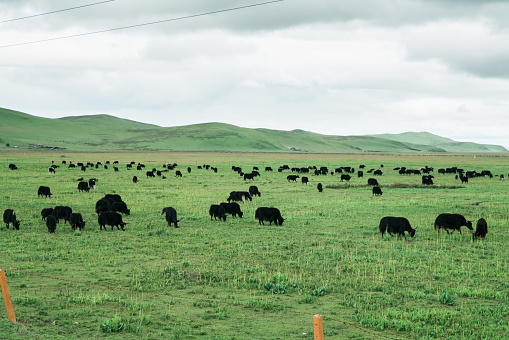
[220,202,244,218]
[46,215,57,233]
[473,218,488,241]
[162,207,180,228]
[69,213,86,231]
[209,205,227,221]
[41,208,54,220]
[38,186,52,198]
[379,216,415,239]
[255,207,284,226]
[98,211,126,231]
[434,213,473,235]
[53,206,72,224]
[3,209,20,230]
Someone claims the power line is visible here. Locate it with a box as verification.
[0,0,285,49]
[0,0,116,24]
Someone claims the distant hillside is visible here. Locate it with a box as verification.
[0,108,506,153]
[59,114,159,129]
[371,132,507,153]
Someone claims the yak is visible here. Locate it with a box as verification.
[227,191,252,203]
[53,206,72,224]
[41,208,54,220]
[372,186,383,196]
[255,207,284,226]
[162,207,180,228]
[38,186,52,198]
[379,216,416,239]
[209,205,227,221]
[69,213,86,231]
[46,215,57,233]
[434,213,473,235]
[3,209,20,230]
[220,202,244,218]
[98,211,127,231]
[473,218,488,241]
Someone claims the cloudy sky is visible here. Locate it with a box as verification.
[2,0,509,148]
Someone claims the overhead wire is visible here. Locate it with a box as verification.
[0,0,116,24]
[0,0,285,49]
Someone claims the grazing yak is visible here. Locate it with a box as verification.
[161,207,180,228]
[301,176,309,185]
[227,191,252,203]
[41,208,54,220]
[379,216,416,239]
[287,175,299,182]
[244,173,255,181]
[104,194,122,203]
[473,218,488,241]
[132,176,139,183]
[53,206,72,224]
[38,186,52,198]
[3,209,20,230]
[248,185,261,197]
[434,213,473,234]
[88,178,97,188]
[317,183,323,192]
[255,207,284,226]
[209,205,227,221]
[69,213,86,231]
[98,211,127,231]
[372,186,383,196]
[146,171,155,178]
[220,202,244,218]
[112,201,130,215]
[175,170,182,177]
[422,175,434,185]
[77,181,90,192]
[367,178,379,186]
[46,215,57,233]
[340,174,351,182]
[95,198,112,215]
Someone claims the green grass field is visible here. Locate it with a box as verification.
[1,150,508,339]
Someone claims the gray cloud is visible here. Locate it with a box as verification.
[1,0,509,148]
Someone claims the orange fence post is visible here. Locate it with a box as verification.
[0,269,16,322]
[313,314,324,340]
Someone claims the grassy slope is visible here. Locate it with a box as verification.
[58,114,159,128]
[372,131,507,152]
[1,151,509,339]
[1,107,506,153]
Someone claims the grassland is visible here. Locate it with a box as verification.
[1,107,507,153]
[1,150,509,339]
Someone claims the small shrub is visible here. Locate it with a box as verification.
[301,294,314,304]
[263,282,287,294]
[438,291,455,306]
[311,286,327,297]
[100,315,144,334]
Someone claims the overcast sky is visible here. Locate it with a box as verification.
[2,0,509,148]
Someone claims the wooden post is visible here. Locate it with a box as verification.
[0,269,16,322]
[313,314,324,340]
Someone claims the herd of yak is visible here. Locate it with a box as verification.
[3,160,490,241]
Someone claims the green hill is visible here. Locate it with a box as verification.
[59,114,158,129]
[371,132,507,153]
[0,108,506,153]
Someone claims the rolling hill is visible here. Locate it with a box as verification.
[0,107,506,153]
